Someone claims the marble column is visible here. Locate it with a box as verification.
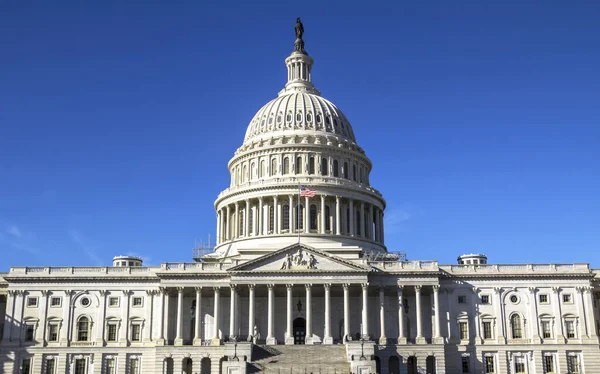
[397,286,406,344]
[306,284,313,344]
[258,197,264,235]
[174,288,183,345]
[335,196,341,235]
[289,195,294,232]
[233,201,241,239]
[552,287,565,342]
[529,287,541,343]
[324,284,332,344]
[343,284,350,342]
[349,199,355,236]
[320,195,326,234]
[493,287,504,343]
[266,284,276,345]
[158,288,167,343]
[194,287,202,345]
[415,285,425,344]
[379,287,387,345]
[359,202,365,237]
[361,283,369,338]
[274,196,279,234]
[226,205,231,240]
[244,200,250,237]
[212,287,221,344]
[584,287,598,338]
[216,211,221,245]
[247,285,255,342]
[304,196,310,233]
[229,286,236,339]
[433,286,441,343]
[286,284,294,345]
[368,204,374,240]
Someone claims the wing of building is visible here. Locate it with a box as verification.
[2,19,600,374]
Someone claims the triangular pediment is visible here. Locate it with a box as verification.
[228,243,370,273]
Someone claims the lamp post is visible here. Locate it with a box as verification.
[231,335,239,361]
[359,335,366,360]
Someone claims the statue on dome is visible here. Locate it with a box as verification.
[295,17,304,40]
[294,17,306,53]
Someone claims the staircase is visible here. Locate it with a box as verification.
[250,344,350,374]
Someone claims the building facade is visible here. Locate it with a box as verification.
[1,21,599,374]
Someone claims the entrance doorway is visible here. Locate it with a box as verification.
[293,317,306,344]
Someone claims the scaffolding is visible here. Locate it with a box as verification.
[363,249,406,262]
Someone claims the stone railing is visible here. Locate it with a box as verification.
[9,267,160,276]
[160,262,228,272]
[369,260,439,271]
[440,263,590,275]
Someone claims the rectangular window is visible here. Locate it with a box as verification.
[25,324,35,341]
[539,294,549,304]
[459,322,468,340]
[543,355,555,373]
[514,356,525,373]
[132,297,143,307]
[131,324,141,342]
[107,324,118,342]
[567,354,581,373]
[566,321,576,339]
[461,356,470,373]
[481,295,490,304]
[48,324,58,342]
[485,356,495,373]
[46,358,56,374]
[458,295,467,304]
[130,359,139,374]
[50,297,61,307]
[27,297,38,307]
[563,294,573,303]
[542,321,552,339]
[75,359,86,374]
[109,297,119,307]
[483,321,493,339]
[21,358,31,374]
[106,358,115,374]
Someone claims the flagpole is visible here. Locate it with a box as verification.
[297,182,301,243]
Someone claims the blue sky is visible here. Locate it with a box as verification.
[1,1,599,270]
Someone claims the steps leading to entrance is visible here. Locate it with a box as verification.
[250,344,350,374]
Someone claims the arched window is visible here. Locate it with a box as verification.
[321,157,328,176]
[271,158,277,176]
[298,205,304,230]
[352,164,357,181]
[251,162,257,180]
[325,205,331,231]
[242,165,247,183]
[355,210,361,236]
[511,314,522,339]
[310,204,318,230]
[333,160,339,177]
[283,205,290,230]
[343,162,349,179]
[296,156,302,174]
[260,160,266,178]
[308,156,315,175]
[283,157,290,175]
[77,316,90,341]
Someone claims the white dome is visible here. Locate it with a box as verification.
[243,92,356,144]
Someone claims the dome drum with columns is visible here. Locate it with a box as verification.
[213,32,386,259]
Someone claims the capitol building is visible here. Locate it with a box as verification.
[1,20,599,374]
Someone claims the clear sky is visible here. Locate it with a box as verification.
[1,1,599,270]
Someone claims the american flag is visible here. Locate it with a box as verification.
[300,186,317,198]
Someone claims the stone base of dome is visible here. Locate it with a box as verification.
[210,234,386,261]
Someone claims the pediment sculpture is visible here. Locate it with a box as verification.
[280,248,317,270]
